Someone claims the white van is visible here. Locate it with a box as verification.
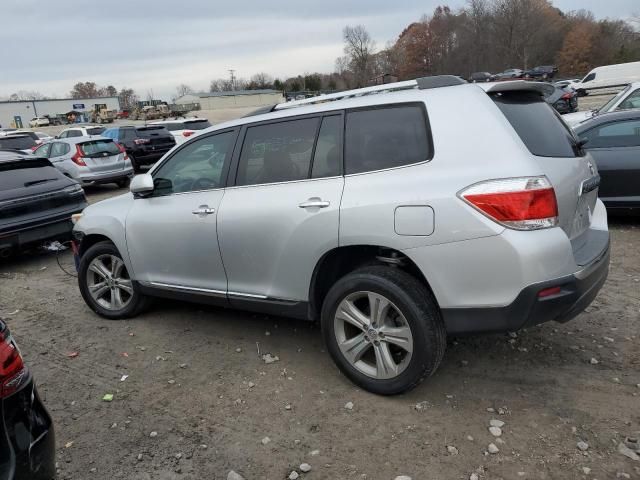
[569,61,640,95]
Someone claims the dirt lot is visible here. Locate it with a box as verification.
[1,95,639,480]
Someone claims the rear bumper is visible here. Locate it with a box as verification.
[0,207,85,250]
[131,147,174,165]
[78,167,133,185]
[1,380,56,480]
[442,233,610,335]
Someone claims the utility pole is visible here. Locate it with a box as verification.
[228,69,236,91]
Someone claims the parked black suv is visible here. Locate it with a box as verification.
[0,151,87,257]
[468,72,494,83]
[524,65,558,80]
[0,318,56,480]
[102,125,176,171]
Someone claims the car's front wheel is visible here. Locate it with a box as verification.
[321,266,446,395]
[78,241,149,319]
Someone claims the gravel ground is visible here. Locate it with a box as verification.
[1,95,638,480]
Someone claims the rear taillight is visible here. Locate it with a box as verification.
[182,130,195,137]
[31,146,38,152]
[561,93,573,100]
[134,138,150,145]
[116,142,129,160]
[459,176,558,230]
[0,328,27,398]
[71,145,87,166]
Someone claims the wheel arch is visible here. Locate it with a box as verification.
[308,244,437,321]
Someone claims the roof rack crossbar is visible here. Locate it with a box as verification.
[273,75,467,111]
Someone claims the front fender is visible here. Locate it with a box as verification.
[73,194,136,277]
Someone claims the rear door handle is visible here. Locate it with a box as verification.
[299,199,330,209]
[192,205,215,215]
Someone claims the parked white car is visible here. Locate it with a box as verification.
[148,118,211,145]
[564,82,640,127]
[29,117,50,128]
[34,131,54,144]
[57,125,106,139]
[569,61,640,96]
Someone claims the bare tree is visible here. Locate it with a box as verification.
[118,88,138,108]
[248,73,274,89]
[343,25,376,86]
[175,84,194,98]
[8,90,47,101]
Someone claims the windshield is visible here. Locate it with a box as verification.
[598,85,631,113]
[80,139,120,157]
[0,136,37,150]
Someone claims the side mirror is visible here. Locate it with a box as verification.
[130,173,154,195]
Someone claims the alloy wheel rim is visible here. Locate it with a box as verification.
[334,291,413,379]
[86,254,133,311]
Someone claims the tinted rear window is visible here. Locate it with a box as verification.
[184,120,211,130]
[160,123,183,132]
[345,105,431,174]
[80,140,120,157]
[0,136,37,150]
[492,92,580,158]
[0,158,58,191]
[86,127,105,135]
[136,126,170,137]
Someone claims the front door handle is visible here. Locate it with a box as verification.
[192,205,215,215]
[299,198,330,209]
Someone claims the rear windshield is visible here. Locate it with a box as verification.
[492,92,581,158]
[183,119,211,130]
[80,140,120,157]
[160,123,183,132]
[86,127,106,135]
[0,136,37,150]
[0,158,58,191]
[136,126,170,136]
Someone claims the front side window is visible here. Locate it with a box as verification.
[582,119,640,148]
[68,130,82,138]
[58,131,68,139]
[34,143,51,157]
[152,131,235,195]
[582,72,596,83]
[345,105,430,174]
[617,89,640,111]
[236,118,319,186]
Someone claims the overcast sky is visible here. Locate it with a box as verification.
[0,0,637,100]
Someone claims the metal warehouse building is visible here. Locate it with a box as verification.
[175,90,284,110]
[0,96,120,129]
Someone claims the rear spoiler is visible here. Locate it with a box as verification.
[477,80,555,97]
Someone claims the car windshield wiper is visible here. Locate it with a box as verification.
[24,178,56,187]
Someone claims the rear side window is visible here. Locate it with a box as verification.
[492,92,580,158]
[0,136,36,150]
[312,115,342,178]
[345,105,430,174]
[80,140,120,157]
[86,127,105,135]
[236,118,319,186]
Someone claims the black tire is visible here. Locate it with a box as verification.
[321,266,446,395]
[78,241,150,320]
[577,89,587,97]
[116,177,130,188]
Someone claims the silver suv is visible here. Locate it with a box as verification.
[72,77,610,395]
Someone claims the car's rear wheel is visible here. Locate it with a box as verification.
[321,266,446,395]
[116,177,130,188]
[78,241,149,319]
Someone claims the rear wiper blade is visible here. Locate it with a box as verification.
[24,178,56,187]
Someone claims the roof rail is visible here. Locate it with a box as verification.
[274,75,467,111]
